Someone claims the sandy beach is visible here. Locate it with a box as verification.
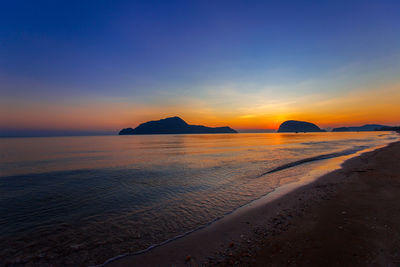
[108,139,400,267]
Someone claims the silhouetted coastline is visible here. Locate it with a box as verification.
[119,116,237,135]
[332,124,387,132]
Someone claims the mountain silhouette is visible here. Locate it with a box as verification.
[119,116,237,135]
[277,120,323,133]
[332,124,387,132]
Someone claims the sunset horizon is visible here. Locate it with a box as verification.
[2,84,400,136]
[2,1,400,266]
[1,1,400,136]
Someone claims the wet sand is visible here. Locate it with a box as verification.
[108,140,400,267]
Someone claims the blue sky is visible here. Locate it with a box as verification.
[1,0,400,135]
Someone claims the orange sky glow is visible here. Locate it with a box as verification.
[2,82,399,132]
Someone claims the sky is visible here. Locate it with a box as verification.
[1,0,400,135]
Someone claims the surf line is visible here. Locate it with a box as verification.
[259,146,369,177]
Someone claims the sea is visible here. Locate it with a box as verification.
[0,132,397,266]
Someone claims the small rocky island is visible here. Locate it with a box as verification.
[119,116,237,135]
[277,120,323,133]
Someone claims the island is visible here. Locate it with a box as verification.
[332,124,387,132]
[277,120,323,133]
[119,116,237,135]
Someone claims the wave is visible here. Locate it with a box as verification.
[259,145,369,177]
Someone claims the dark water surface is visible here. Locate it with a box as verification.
[0,132,397,266]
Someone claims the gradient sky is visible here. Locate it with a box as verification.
[1,0,400,135]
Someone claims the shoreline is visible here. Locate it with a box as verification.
[99,143,379,266]
[108,140,400,266]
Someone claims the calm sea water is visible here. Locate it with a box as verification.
[0,132,397,266]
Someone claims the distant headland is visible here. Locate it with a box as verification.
[119,116,237,135]
[277,120,324,133]
[277,121,398,133]
[332,124,387,132]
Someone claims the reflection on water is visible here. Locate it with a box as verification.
[0,132,397,265]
